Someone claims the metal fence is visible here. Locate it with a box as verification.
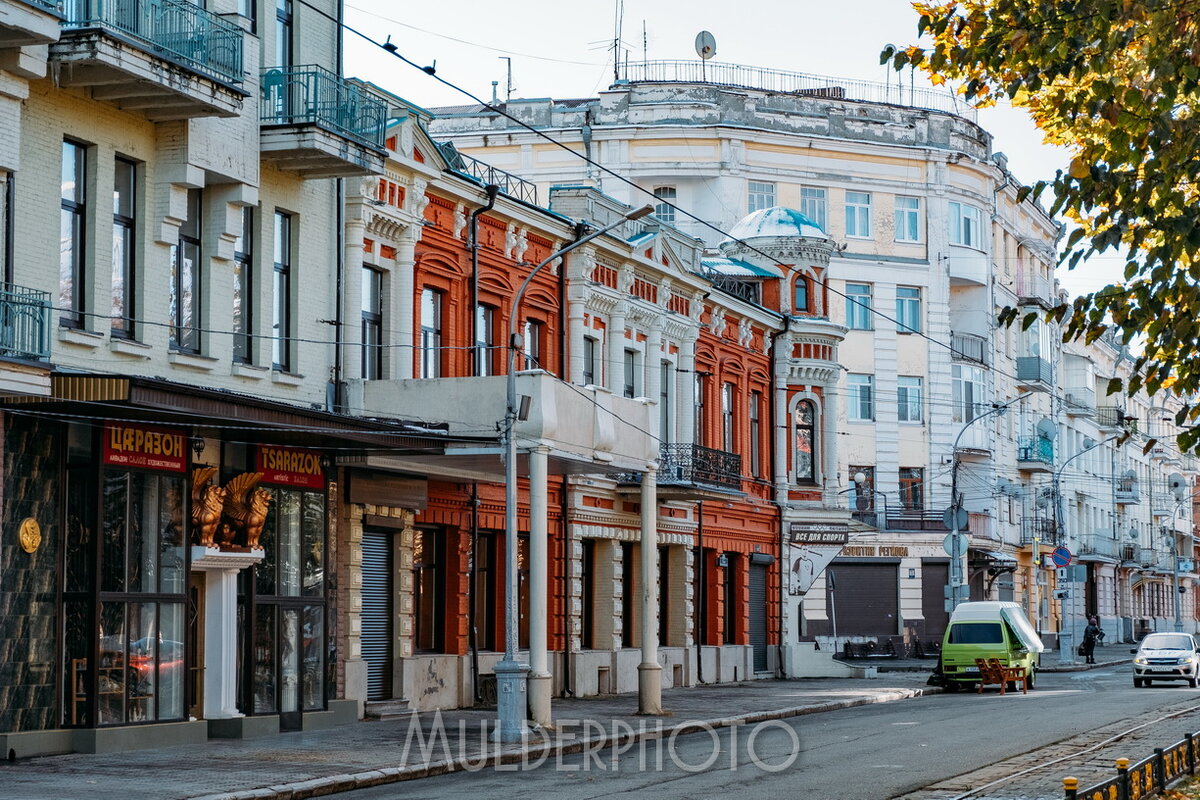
[1065,734,1199,799]
[438,143,539,205]
[0,284,51,361]
[657,443,742,491]
[21,0,63,13]
[62,0,244,85]
[616,60,977,121]
[261,65,387,148]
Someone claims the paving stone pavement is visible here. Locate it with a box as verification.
[2,674,940,800]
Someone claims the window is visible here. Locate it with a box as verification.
[952,364,986,423]
[621,542,636,648]
[899,468,924,511]
[171,189,202,353]
[472,532,495,650]
[475,304,495,376]
[849,465,876,511]
[722,382,736,452]
[897,376,923,422]
[800,187,827,232]
[582,335,597,385]
[694,373,706,446]
[722,555,736,644]
[845,283,873,330]
[419,288,441,378]
[949,201,983,248]
[60,141,86,328]
[652,186,676,225]
[794,277,809,314]
[848,374,874,421]
[274,0,292,66]
[894,196,921,242]
[2,172,12,285]
[623,349,638,398]
[239,0,257,33]
[748,180,775,213]
[271,210,292,370]
[361,266,383,380]
[845,191,872,238]
[111,158,135,337]
[522,319,543,370]
[660,361,672,443]
[794,400,816,483]
[658,545,670,646]
[749,391,762,477]
[232,206,253,363]
[580,538,595,649]
[896,286,921,333]
[413,528,443,652]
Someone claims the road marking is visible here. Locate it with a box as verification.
[892,722,919,726]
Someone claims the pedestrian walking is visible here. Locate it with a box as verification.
[1082,616,1103,664]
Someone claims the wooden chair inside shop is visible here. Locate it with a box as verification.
[974,657,1028,695]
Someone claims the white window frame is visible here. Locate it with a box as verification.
[897,376,923,423]
[894,196,921,242]
[949,201,983,249]
[896,286,922,334]
[748,180,776,214]
[845,191,872,238]
[847,374,875,421]
[845,283,873,330]
[800,187,827,232]
[653,186,676,225]
[952,363,986,424]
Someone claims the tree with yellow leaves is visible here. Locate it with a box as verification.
[885,0,1200,449]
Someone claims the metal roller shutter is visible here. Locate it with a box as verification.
[921,561,950,640]
[749,563,769,672]
[828,562,898,636]
[361,531,393,702]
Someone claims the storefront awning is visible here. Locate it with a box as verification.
[970,548,1018,565]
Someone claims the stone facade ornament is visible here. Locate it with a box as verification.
[514,227,529,262]
[191,466,227,548]
[738,317,754,348]
[504,222,518,259]
[453,203,467,239]
[410,179,429,218]
[219,472,272,550]
[711,312,727,338]
[618,265,636,294]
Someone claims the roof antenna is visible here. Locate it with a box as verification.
[498,56,513,102]
[382,36,397,53]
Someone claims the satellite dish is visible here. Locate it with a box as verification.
[1122,469,1137,480]
[1036,418,1058,441]
[1128,527,1139,541]
[695,31,717,60]
[1168,472,1187,500]
[1083,436,1096,450]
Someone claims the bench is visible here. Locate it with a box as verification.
[974,657,1029,695]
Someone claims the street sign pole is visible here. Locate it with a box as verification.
[943,505,969,613]
[1052,547,1076,666]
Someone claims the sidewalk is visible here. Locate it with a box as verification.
[3,674,937,800]
[840,642,1133,673]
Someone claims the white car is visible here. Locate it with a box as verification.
[1132,633,1200,688]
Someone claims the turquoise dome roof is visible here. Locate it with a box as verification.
[723,206,827,242]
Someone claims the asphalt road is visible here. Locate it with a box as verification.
[329,666,1199,800]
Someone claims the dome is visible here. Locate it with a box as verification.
[722,206,827,243]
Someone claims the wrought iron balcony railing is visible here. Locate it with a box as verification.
[20,0,63,13]
[437,143,538,205]
[61,0,244,85]
[1017,435,1054,464]
[657,442,742,491]
[0,283,51,361]
[262,65,387,149]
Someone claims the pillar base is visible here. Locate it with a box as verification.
[637,662,663,715]
[492,658,531,742]
[528,671,553,729]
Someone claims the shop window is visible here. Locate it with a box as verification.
[723,554,737,644]
[518,534,530,650]
[472,531,496,650]
[413,527,444,652]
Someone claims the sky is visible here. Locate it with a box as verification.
[341,0,1123,299]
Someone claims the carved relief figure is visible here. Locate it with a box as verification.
[738,318,754,348]
[410,178,429,218]
[514,227,529,262]
[221,472,273,550]
[191,467,227,548]
[504,222,519,260]
[453,203,467,239]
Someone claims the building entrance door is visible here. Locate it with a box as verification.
[361,529,394,701]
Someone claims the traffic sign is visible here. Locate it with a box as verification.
[943,505,969,531]
[943,532,968,557]
[1051,546,1072,567]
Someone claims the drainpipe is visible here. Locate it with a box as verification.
[470,185,500,374]
[3,174,13,285]
[331,179,345,411]
[560,475,573,697]
[559,220,588,380]
[469,483,481,702]
[769,320,789,677]
[694,500,705,684]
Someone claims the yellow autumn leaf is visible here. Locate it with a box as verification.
[1069,158,1090,179]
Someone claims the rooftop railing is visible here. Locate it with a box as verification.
[437,143,538,205]
[616,59,977,121]
[62,0,243,85]
[262,65,387,149]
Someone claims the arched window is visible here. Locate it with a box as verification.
[794,400,817,483]
[794,277,809,314]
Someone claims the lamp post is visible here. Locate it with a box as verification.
[1167,496,1188,633]
[494,204,653,743]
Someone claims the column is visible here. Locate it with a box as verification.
[607,301,628,395]
[192,548,263,720]
[342,213,366,383]
[645,322,663,438]
[773,352,790,505]
[821,377,840,505]
[528,445,552,727]
[567,298,587,384]
[393,231,417,380]
[677,337,696,444]
[638,467,662,714]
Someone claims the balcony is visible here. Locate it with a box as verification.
[1097,405,1130,431]
[1079,532,1121,561]
[1021,517,1056,546]
[950,331,988,366]
[620,442,743,498]
[954,422,993,456]
[1063,387,1095,416]
[1114,479,1141,505]
[947,248,988,286]
[1017,436,1054,472]
[0,283,50,361]
[260,66,387,178]
[53,0,246,119]
[0,0,62,49]
[1015,356,1053,390]
[1016,272,1055,308]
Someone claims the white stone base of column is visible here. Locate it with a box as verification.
[527,671,553,729]
[637,663,663,715]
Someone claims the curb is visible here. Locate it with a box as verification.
[1040,658,1131,673]
[187,687,942,800]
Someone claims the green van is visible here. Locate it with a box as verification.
[938,601,1044,690]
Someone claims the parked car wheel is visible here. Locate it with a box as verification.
[1027,669,1036,690]
[1189,677,1197,688]
[1134,678,1144,688]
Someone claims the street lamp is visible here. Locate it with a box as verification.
[1166,489,1189,633]
[494,203,654,743]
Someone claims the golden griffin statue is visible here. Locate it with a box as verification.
[190,467,227,548]
[221,472,273,550]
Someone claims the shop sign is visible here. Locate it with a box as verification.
[102,422,187,472]
[257,445,325,489]
[841,545,910,558]
[788,522,849,545]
